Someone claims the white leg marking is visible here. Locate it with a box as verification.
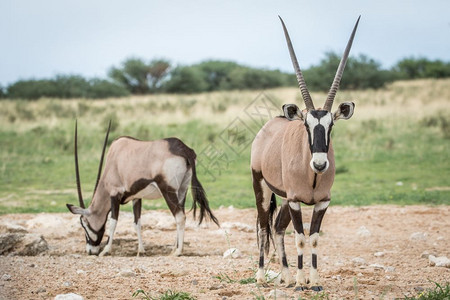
[289,201,300,211]
[310,232,320,286]
[296,269,307,286]
[274,233,294,286]
[99,219,117,256]
[86,244,100,255]
[295,232,307,287]
[310,268,320,286]
[134,219,145,256]
[310,232,319,248]
[314,201,330,212]
[172,211,185,256]
[256,268,266,284]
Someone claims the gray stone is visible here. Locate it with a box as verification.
[0,223,28,234]
[223,248,243,259]
[118,269,136,277]
[357,226,371,237]
[0,233,48,256]
[54,293,84,300]
[429,255,450,268]
[2,274,11,281]
[352,257,366,266]
[410,232,427,241]
[268,289,287,298]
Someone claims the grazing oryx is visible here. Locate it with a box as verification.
[67,121,219,256]
[251,16,360,291]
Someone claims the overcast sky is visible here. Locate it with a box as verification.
[1,0,449,86]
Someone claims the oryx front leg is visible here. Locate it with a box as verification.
[100,195,120,257]
[309,200,329,292]
[274,202,294,287]
[133,199,145,256]
[288,201,307,291]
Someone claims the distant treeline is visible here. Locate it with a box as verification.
[1,53,450,100]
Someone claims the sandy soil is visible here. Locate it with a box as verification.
[0,205,449,300]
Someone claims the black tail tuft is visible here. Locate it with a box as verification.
[256,193,277,256]
[190,163,220,227]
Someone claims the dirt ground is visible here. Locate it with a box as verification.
[0,205,449,300]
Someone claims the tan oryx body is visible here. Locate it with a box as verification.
[251,16,359,291]
[67,123,219,256]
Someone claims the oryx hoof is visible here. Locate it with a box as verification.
[310,286,323,292]
[294,286,307,291]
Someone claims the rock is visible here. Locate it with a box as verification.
[385,266,396,273]
[209,284,223,290]
[357,226,371,237]
[223,248,243,259]
[191,279,198,285]
[374,251,385,257]
[428,255,450,268]
[369,263,385,270]
[221,222,253,232]
[352,257,366,266]
[0,233,48,256]
[54,293,84,300]
[410,232,427,241]
[266,270,279,282]
[118,269,136,277]
[63,281,72,287]
[2,274,11,281]
[36,287,46,293]
[268,289,287,298]
[0,222,28,234]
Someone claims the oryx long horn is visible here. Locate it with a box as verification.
[93,120,111,195]
[323,16,360,112]
[279,16,315,111]
[74,120,85,209]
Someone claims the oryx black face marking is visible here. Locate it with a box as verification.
[305,110,333,154]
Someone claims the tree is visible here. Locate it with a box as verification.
[393,57,450,79]
[304,52,393,91]
[108,58,170,94]
[164,66,208,94]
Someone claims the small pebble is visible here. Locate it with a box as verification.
[2,274,11,281]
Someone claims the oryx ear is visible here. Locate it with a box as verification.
[333,102,355,121]
[283,104,304,121]
[66,204,90,215]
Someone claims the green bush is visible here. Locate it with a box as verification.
[5,75,129,100]
[304,52,394,91]
[393,57,450,79]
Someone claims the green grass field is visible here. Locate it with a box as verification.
[0,79,449,214]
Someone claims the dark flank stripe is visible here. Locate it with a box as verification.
[312,253,318,269]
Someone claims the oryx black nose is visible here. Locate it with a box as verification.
[313,162,327,172]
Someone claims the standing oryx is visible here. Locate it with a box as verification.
[67,121,219,256]
[251,16,359,291]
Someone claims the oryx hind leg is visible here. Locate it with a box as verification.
[100,194,121,256]
[133,198,145,256]
[161,184,186,257]
[274,200,294,287]
[252,170,273,285]
[308,200,329,292]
